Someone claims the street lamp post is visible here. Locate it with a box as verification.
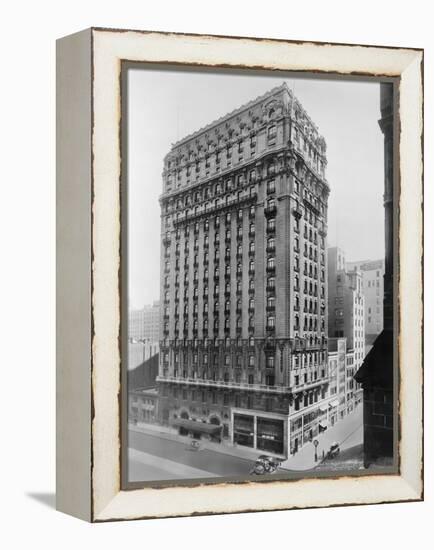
[313,439,319,462]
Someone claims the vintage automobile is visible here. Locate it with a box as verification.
[327,442,341,459]
[189,438,202,451]
[249,454,282,475]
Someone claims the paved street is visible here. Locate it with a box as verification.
[128,430,254,482]
[128,404,364,482]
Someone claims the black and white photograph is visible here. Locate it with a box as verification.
[124,66,396,484]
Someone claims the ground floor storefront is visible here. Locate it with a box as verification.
[232,410,287,456]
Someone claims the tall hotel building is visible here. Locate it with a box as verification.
[157,83,330,458]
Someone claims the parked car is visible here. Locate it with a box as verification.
[249,455,282,475]
[189,438,202,451]
[327,442,340,459]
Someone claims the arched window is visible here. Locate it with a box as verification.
[267,316,275,328]
[267,257,275,269]
[267,295,275,308]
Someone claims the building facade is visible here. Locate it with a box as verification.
[129,301,160,343]
[328,337,356,423]
[355,83,395,467]
[346,259,384,345]
[157,83,330,458]
[129,387,159,425]
[328,247,364,408]
[128,340,160,371]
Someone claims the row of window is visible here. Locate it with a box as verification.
[166,145,278,190]
[293,316,325,332]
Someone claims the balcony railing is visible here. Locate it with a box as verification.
[156,375,292,394]
[264,205,277,217]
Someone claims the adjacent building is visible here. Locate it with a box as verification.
[129,301,160,343]
[346,259,384,345]
[128,340,160,371]
[355,83,395,467]
[156,83,330,458]
[129,387,159,425]
[328,337,357,423]
[327,246,364,409]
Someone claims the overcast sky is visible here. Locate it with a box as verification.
[127,66,385,310]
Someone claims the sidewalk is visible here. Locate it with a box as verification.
[281,405,364,471]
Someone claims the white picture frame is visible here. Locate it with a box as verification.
[56,27,423,522]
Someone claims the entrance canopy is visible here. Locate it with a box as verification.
[172,419,222,434]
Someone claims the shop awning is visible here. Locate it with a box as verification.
[329,399,339,408]
[319,404,328,412]
[171,419,222,434]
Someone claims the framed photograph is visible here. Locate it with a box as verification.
[56,28,423,522]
